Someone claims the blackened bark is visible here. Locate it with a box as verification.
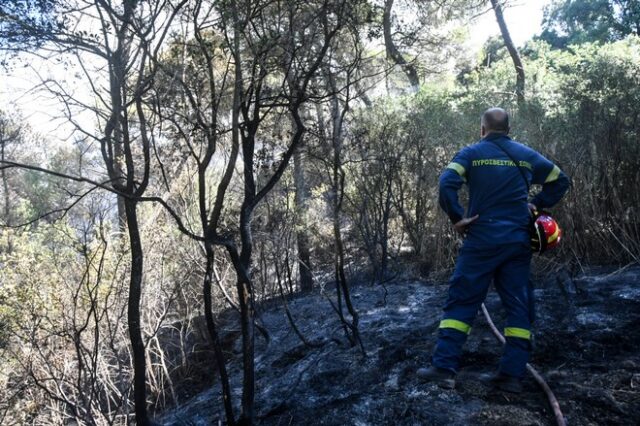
[123,199,148,426]
[327,76,365,355]
[230,2,255,421]
[203,245,236,426]
[380,172,393,281]
[238,209,256,425]
[117,197,126,232]
[275,256,320,347]
[227,244,255,426]
[293,143,314,292]
[332,166,365,355]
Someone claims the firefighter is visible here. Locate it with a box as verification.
[417,107,570,392]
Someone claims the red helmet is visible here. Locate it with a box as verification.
[531,212,562,254]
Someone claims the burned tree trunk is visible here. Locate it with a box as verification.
[293,137,314,292]
[203,245,236,425]
[122,199,149,425]
[322,65,365,354]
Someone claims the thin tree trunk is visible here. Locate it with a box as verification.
[293,141,313,292]
[230,1,256,421]
[237,208,256,425]
[123,199,148,425]
[203,245,236,426]
[1,130,12,253]
[227,245,255,426]
[490,0,525,105]
[276,257,320,348]
[380,173,393,281]
[332,166,365,354]
[1,136,9,227]
[328,82,365,355]
[117,197,126,232]
[383,0,420,91]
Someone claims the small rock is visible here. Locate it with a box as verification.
[621,359,637,371]
[632,374,640,389]
[384,373,399,390]
[546,370,569,380]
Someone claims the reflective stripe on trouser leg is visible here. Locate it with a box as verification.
[440,319,472,334]
[494,243,534,378]
[500,327,532,377]
[504,327,531,340]
[432,319,473,373]
[431,245,496,373]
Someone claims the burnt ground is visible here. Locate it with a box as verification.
[160,266,640,425]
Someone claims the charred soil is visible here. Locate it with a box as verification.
[161,267,640,425]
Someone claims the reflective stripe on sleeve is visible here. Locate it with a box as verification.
[544,165,561,183]
[446,162,466,178]
[439,319,471,334]
[504,327,531,340]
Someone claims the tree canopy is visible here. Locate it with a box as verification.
[540,0,640,48]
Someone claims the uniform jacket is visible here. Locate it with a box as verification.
[439,133,570,247]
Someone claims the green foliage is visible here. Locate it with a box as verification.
[539,0,640,48]
[0,222,80,357]
[348,35,640,267]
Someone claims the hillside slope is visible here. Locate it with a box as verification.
[161,267,640,425]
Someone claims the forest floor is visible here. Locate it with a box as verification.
[160,265,640,425]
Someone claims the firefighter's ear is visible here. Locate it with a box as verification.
[480,125,486,137]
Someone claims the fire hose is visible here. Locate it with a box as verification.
[480,303,567,426]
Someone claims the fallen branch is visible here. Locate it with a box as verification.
[480,303,566,426]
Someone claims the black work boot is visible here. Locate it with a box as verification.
[489,372,523,394]
[416,366,456,389]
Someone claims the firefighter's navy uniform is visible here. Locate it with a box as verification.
[432,133,570,378]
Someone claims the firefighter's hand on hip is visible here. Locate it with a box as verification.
[454,214,479,236]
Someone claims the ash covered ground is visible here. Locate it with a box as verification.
[160,266,640,425]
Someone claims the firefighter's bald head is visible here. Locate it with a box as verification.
[481,107,510,137]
